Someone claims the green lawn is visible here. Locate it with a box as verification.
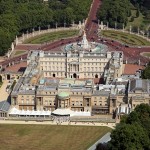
[0,124,111,150]
[142,52,150,57]
[126,5,150,30]
[14,50,26,56]
[24,30,79,44]
[101,30,150,46]
[126,9,144,30]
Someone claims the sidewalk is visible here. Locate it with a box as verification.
[87,132,111,150]
[0,120,115,129]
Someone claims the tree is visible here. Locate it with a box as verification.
[108,123,150,150]
[96,143,108,150]
[142,62,150,79]
[108,104,150,150]
[136,9,140,17]
[0,0,92,56]
[97,0,131,28]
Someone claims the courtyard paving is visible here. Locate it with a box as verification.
[0,80,9,101]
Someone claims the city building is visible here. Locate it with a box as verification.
[10,33,150,117]
[34,32,124,80]
[128,79,150,109]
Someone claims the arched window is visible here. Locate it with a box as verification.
[73,73,77,78]
[95,74,98,78]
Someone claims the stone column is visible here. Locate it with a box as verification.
[70,64,72,72]
[115,22,117,30]
[32,28,35,37]
[64,22,66,28]
[58,100,60,108]
[55,23,57,30]
[79,21,81,29]
[38,26,41,34]
[138,59,140,65]
[22,33,25,42]
[138,27,139,35]
[123,24,124,32]
[101,21,103,30]
[142,31,144,37]
[147,32,149,40]
[11,42,14,51]
[26,30,29,38]
[129,25,132,34]
[48,25,50,31]
[15,36,19,45]
[82,19,85,26]
[72,20,74,27]
[107,22,109,30]
[73,64,74,72]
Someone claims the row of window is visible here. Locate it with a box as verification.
[81,63,107,66]
[21,100,34,104]
[21,98,34,101]
[40,57,109,62]
[40,61,65,65]
[40,58,64,61]
[44,72,65,76]
[82,67,103,72]
[73,58,107,61]
[94,103,108,106]
[41,66,65,70]
[21,96,34,98]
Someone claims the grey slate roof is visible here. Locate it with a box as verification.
[129,79,149,93]
[0,101,10,112]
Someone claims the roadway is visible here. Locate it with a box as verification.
[0,0,150,67]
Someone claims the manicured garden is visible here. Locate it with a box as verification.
[0,124,111,150]
[101,30,150,46]
[13,50,26,56]
[141,52,150,58]
[24,30,79,44]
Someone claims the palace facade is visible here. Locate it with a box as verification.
[10,33,150,116]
